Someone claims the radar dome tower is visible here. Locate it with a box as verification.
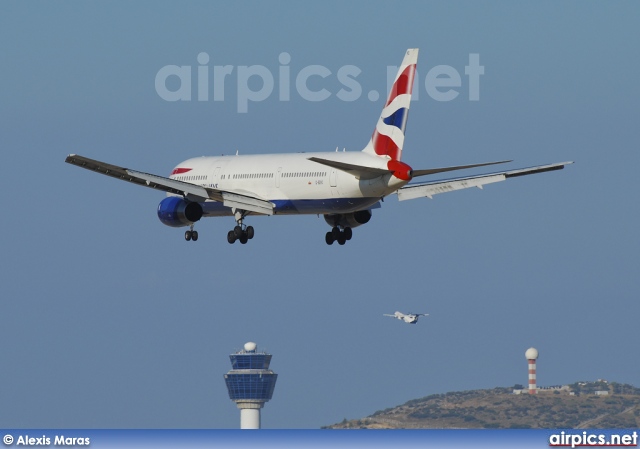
[525,347,539,395]
[224,342,278,429]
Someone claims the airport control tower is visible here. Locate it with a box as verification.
[224,342,278,429]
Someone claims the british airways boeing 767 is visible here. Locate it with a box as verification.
[65,49,572,245]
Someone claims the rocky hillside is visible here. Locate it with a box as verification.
[324,381,640,429]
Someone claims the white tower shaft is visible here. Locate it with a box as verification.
[240,408,261,429]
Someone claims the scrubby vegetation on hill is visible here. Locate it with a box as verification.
[323,381,640,429]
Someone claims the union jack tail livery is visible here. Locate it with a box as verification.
[363,48,418,162]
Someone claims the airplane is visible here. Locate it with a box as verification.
[384,311,429,324]
[65,48,572,246]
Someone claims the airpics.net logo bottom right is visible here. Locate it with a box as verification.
[155,52,484,113]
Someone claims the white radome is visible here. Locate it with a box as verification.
[244,342,257,352]
[525,347,539,360]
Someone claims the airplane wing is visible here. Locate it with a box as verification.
[411,160,511,177]
[397,161,573,201]
[65,154,274,215]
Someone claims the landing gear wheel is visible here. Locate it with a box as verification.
[337,234,346,245]
[230,209,254,244]
[185,230,192,241]
[331,227,341,239]
[343,227,352,241]
[191,231,198,241]
[325,232,334,245]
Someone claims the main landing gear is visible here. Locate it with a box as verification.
[227,225,254,244]
[182,210,256,244]
[227,209,254,244]
[185,225,199,242]
[325,226,352,245]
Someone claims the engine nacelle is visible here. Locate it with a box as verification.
[157,197,203,228]
[323,210,372,229]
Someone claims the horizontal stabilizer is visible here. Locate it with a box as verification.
[308,157,390,180]
[308,157,513,181]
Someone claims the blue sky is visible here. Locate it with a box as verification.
[1,1,639,429]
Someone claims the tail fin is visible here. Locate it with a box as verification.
[363,48,418,161]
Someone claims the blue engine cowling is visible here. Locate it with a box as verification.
[323,210,372,229]
[157,197,203,228]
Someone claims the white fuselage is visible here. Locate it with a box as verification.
[168,151,408,217]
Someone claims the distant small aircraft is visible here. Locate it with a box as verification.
[384,311,429,324]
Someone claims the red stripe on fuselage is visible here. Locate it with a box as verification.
[171,168,192,175]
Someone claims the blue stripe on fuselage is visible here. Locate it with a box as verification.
[200,197,379,217]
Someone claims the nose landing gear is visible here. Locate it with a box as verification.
[185,224,199,242]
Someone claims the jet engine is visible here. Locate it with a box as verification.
[157,197,203,228]
[323,209,372,229]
